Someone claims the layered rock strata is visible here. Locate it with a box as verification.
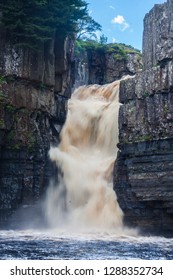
[115,0,173,235]
[0,32,74,227]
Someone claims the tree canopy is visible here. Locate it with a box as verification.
[0,0,100,49]
[77,15,102,40]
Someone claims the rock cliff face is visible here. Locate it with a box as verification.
[115,0,173,236]
[72,47,89,90]
[143,0,173,70]
[88,49,141,85]
[73,45,142,87]
[0,31,74,227]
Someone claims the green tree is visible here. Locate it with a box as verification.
[0,0,90,49]
[99,34,107,45]
[77,15,102,40]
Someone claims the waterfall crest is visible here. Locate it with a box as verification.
[46,80,125,232]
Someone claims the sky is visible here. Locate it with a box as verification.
[86,0,166,50]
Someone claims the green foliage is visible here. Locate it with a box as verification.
[77,15,102,40]
[113,53,126,61]
[0,0,89,49]
[75,39,106,57]
[0,75,6,84]
[78,39,101,49]
[117,43,141,54]
[75,39,141,61]
[105,43,141,61]
[99,34,107,45]
[138,135,152,142]
[143,92,149,98]
[164,105,169,114]
[75,39,85,54]
[5,104,16,113]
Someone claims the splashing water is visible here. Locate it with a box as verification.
[46,80,132,234]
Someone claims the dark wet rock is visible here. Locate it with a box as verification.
[73,46,142,87]
[114,139,173,235]
[88,48,141,84]
[115,0,173,236]
[0,31,74,227]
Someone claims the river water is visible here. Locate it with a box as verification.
[0,230,173,260]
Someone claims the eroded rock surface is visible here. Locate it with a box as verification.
[0,32,74,227]
[115,0,173,236]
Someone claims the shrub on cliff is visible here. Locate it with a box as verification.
[75,39,141,61]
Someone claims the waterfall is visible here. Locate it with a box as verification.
[46,80,125,232]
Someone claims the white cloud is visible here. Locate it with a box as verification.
[112,15,130,31]
[112,37,117,43]
[112,15,124,24]
[109,5,115,10]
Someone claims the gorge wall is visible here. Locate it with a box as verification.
[0,31,74,227]
[0,0,173,236]
[73,43,142,88]
[87,49,141,85]
[115,0,173,235]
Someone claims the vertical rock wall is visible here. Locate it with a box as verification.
[73,46,142,87]
[87,49,141,85]
[0,31,74,227]
[115,0,173,235]
[143,0,173,70]
[72,47,89,90]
